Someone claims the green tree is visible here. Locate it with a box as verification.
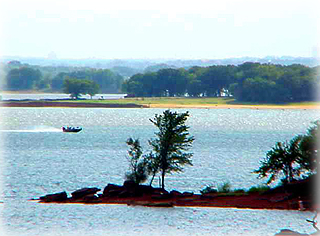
[122,72,158,97]
[63,77,84,99]
[51,72,68,91]
[198,65,236,97]
[52,69,123,93]
[187,79,202,97]
[143,152,160,186]
[148,110,195,189]
[241,77,277,102]
[82,80,100,99]
[254,138,300,184]
[6,67,42,90]
[63,77,99,99]
[122,77,144,96]
[36,74,51,90]
[254,122,319,184]
[111,66,141,77]
[125,138,148,184]
[156,68,189,96]
[90,69,123,93]
[296,121,319,175]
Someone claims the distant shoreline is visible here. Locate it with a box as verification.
[1,91,319,109]
[147,103,320,110]
[0,101,144,108]
[1,100,319,110]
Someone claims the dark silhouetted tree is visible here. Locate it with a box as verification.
[148,110,194,189]
[254,121,319,184]
[125,138,148,184]
[6,67,42,90]
[63,77,99,99]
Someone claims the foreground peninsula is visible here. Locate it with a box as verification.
[36,177,314,211]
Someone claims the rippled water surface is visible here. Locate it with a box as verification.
[0,107,319,236]
[0,93,126,100]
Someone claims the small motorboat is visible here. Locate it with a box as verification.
[62,126,82,133]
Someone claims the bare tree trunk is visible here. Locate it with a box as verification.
[161,171,165,189]
[149,173,156,186]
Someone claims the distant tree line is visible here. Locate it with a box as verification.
[2,61,124,94]
[2,61,319,103]
[4,66,43,91]
[122,63,319,103]
[51,69,123,93]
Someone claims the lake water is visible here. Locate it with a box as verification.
[0,107,319,236]
[0,93,126,101]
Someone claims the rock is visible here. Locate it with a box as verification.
[121,180,139,197]
[135,185,155,196]
[182,192,194,197]
[170,190,182,197]
[118,185,141,198]
[151,191,171,199]
[71,187,101,199]
[104,182,158,198]
[152,188,169,195]
[123,180,138,189]
[40,191,68,202]
[83,194,100,203]
[118,190,132,198]
[103,182,172,198]
[103,184,124,197]
[141,202,174,207]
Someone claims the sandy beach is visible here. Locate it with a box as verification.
[147,103,320,110]
[1,100,319,110]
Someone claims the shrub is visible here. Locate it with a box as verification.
[200,185,218,194]
[233,188,246,193]
[247,185,270,194]
[125,138,148,184]
[217,182,231,193]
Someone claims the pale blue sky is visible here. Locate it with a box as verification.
[1,0,319,59]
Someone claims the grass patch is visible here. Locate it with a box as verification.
[58,97,320,107]
[200,181,271,196]
[228,100,320,107]
[287,101,320,106]
[54,97,236,106]
[216,192,246,197]
[4,95,319,109]
[118,97,235,105]
[247,185,271,194]
[233,188,246,193]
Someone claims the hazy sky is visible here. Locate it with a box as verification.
[1,0,319,59]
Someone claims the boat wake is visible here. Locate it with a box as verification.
[0,126,62,133]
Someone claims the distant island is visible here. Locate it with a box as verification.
[1,57,319,105]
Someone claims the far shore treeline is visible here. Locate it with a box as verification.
[123,63,319,103]
[1,60,319,103]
